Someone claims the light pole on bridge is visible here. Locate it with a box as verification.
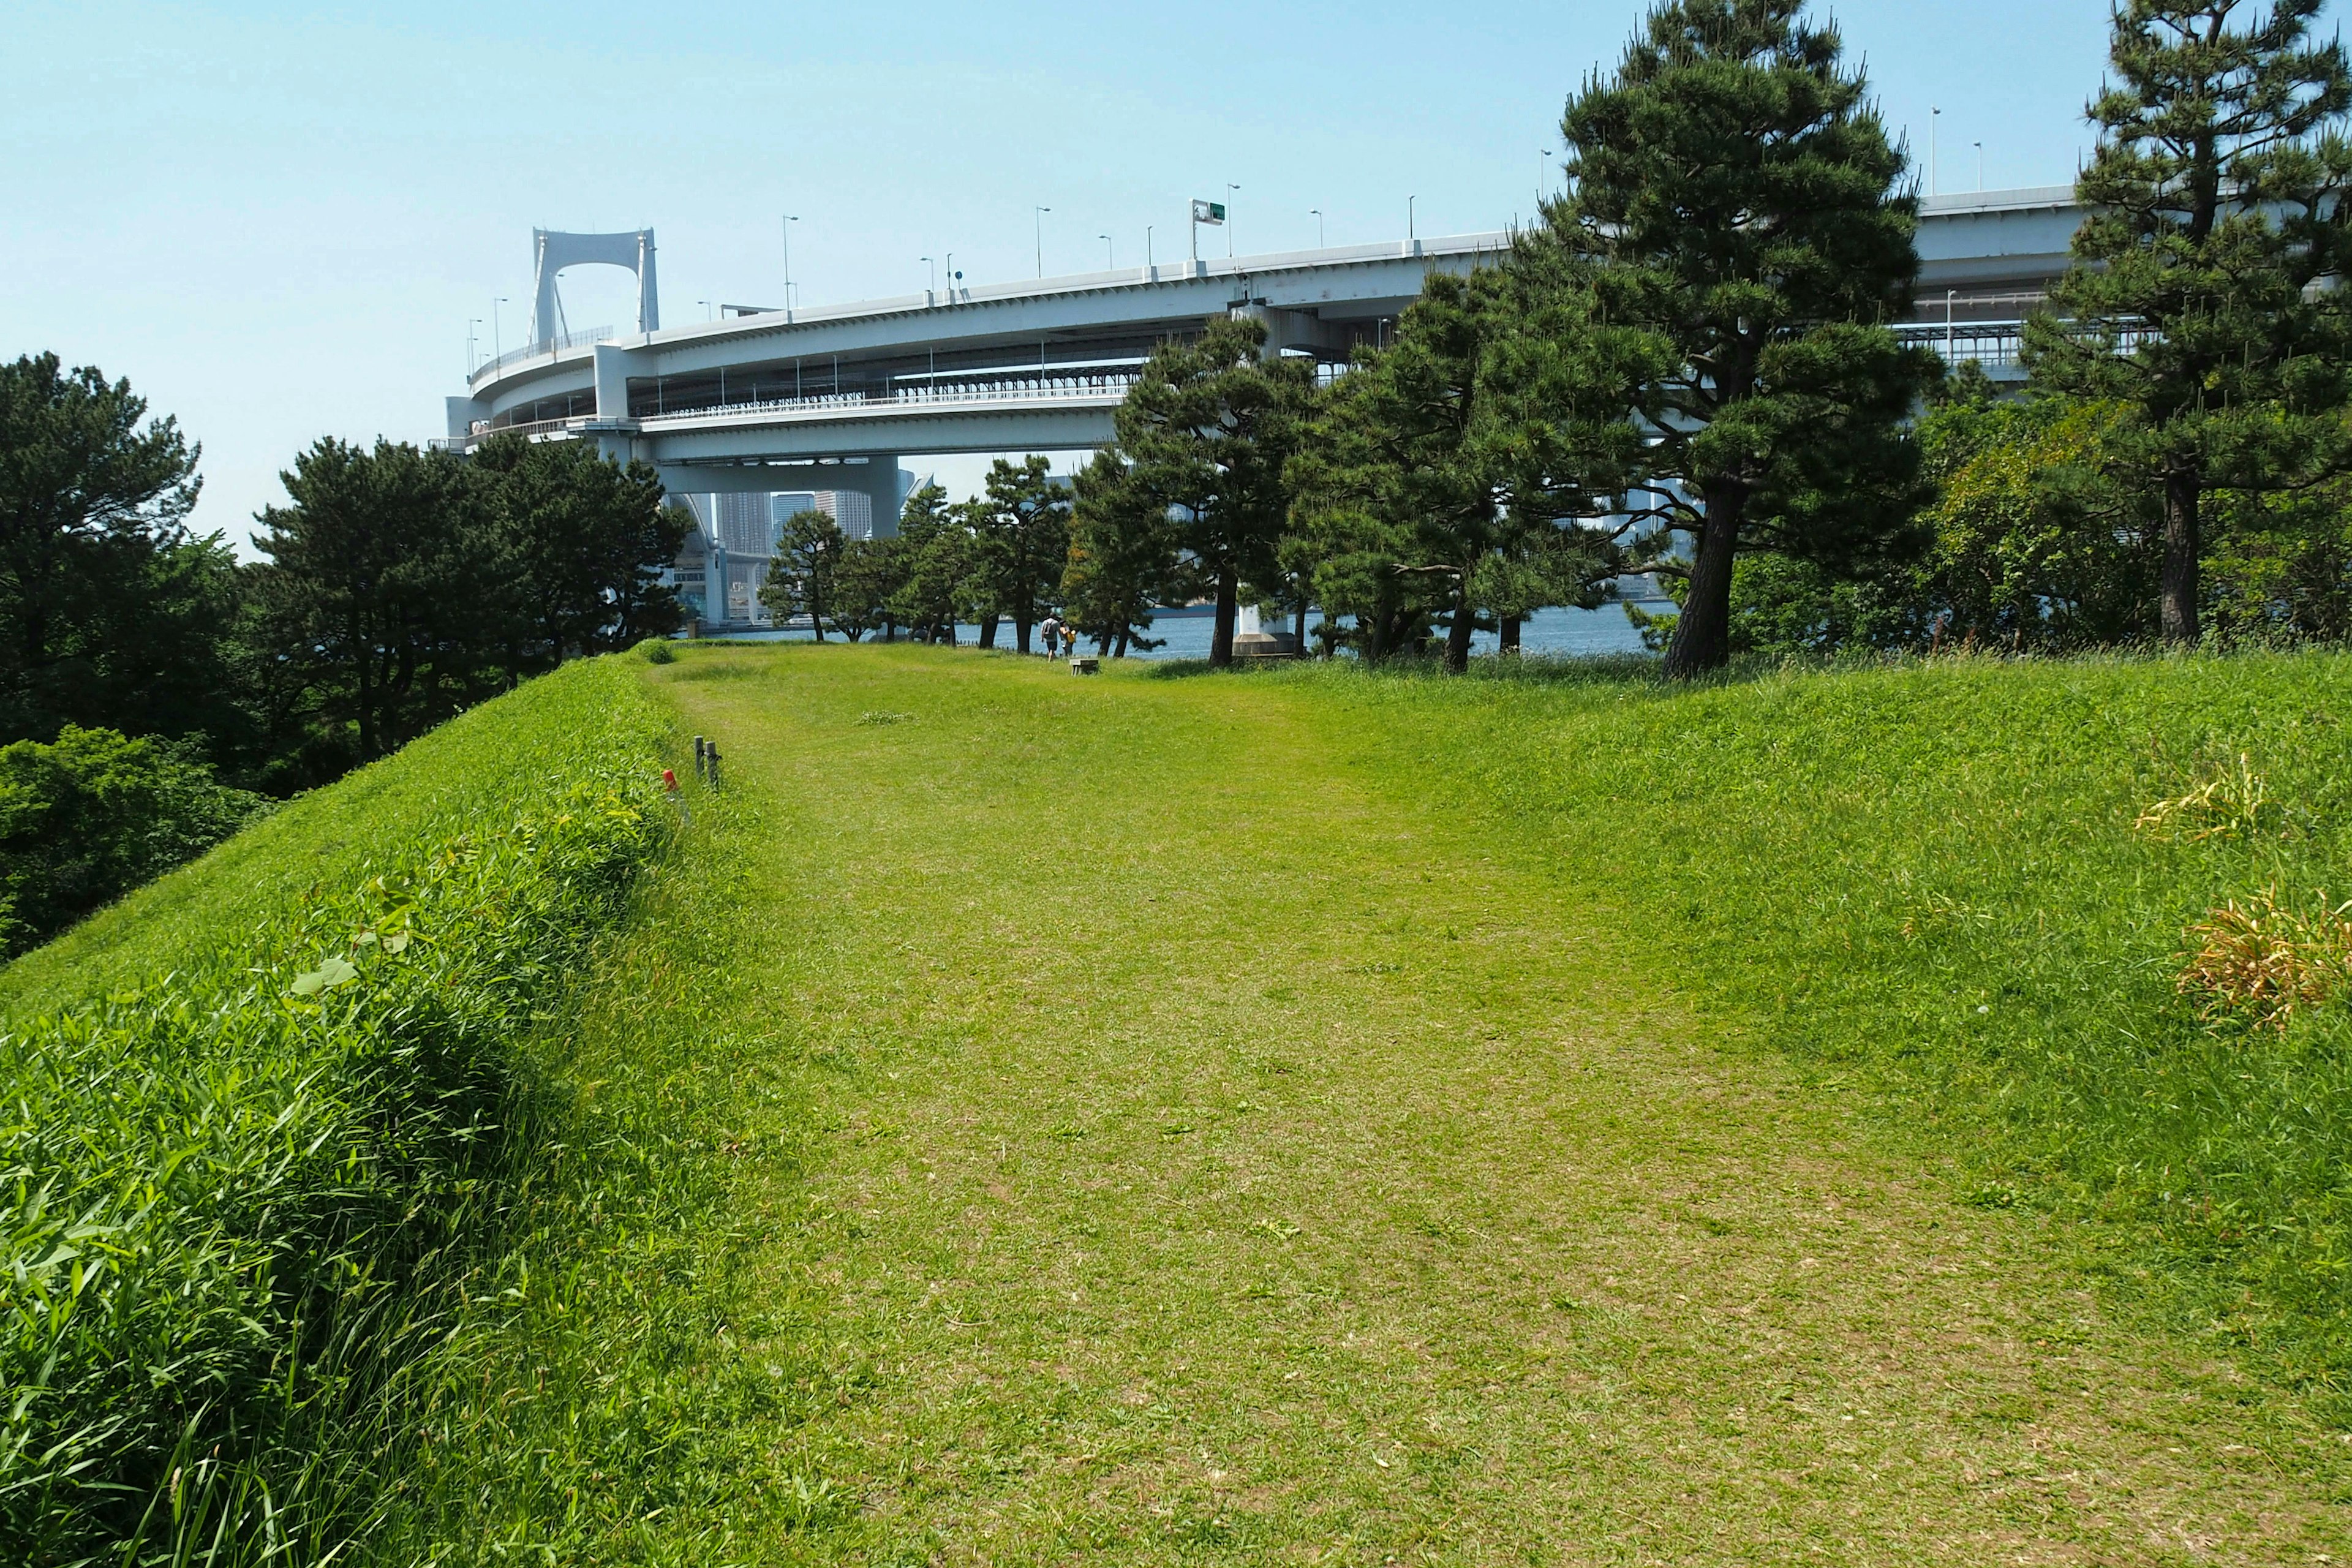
[1310,208,1324,247]
[1226,183,1240,257]
[782,214,799,318]
[466,317,481,374]
[1035,206,1051,278]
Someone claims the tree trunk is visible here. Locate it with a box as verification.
[1663,483,1742,679]
[352,603,376,760]
[1500,614,1521,653]
[2162,464,2201,645]
[1293,602,1308,649]
[1114,627,1129,658]
[1210,567,1238,666]
[978,614,997,649]
[1443,575,1475,674]
[1016,617,1033,655]
[884,617,897,643]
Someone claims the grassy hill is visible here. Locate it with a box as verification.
[0,655,676,1566]
[9,642,2350,1564]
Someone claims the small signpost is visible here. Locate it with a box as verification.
[1189,198,1224,265]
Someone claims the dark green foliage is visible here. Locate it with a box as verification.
[1116,318,1314,665]
[2026,0,2352,644]
[0,658,666,1566]
[962,456,1072,654]
[246,439,499,775]
[1515,0,1939,677]
[1063,451,1189,656]
[0,353,252,760]
[467,434,687,662]
[829,534,905,640]
[1288,270,1619,669]
[2206,476,2352,641]
[760,508,843,639]
[888,483,972,643]
[0,725,269,954]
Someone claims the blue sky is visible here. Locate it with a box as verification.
[2,0,2117,542]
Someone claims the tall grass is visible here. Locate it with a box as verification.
[1304,649,2352,1414]
[0,657,671,1566]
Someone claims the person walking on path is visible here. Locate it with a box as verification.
[1038,614,1061,657]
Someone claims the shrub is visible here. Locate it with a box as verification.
[0,726,270,954]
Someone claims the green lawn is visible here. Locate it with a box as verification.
[431,642,2348,1564]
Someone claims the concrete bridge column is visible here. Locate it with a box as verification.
[835,455,905,538]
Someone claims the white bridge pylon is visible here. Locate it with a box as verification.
[532,228,659,349]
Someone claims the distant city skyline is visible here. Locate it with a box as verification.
[2,0,2116,545]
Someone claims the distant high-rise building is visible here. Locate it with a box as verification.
[815,489,874,540]
[714,492,774,559]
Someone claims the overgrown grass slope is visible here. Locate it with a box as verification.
[1336,650,2352,1406]
[0,656,670,1566]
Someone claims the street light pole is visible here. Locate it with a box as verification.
[923,255,935,293]
[1408,195,1417,244]
[1035,206,1050,278]
[1226,183,1240,257]
[467,317,481,374]
[782,214,799,317]
[1310,208,1324,247]
[1145,225,1153,268]
[1099,233,1112,268]
[492,297,507,361]
[1975,140,1985,190]
[1929,107,1940,197]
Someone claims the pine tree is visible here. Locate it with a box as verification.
[965,456,1072,654]
[761,508,843,639]
[889,483,971,643]
[2026,0,2352,643]
[248,439,496,764]
[1064,450,1190,656]
[1520,0,1938,677]
[0,353,248,755]
[469,434,685,663]
[1117,317,1313,665]
[1288,270,1617,671]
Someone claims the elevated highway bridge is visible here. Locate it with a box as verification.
[442,186,2086,541]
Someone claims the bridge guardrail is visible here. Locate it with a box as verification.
[469,325,616,382]
[635,371,1144,429]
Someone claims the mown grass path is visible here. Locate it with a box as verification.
[649,645,2342,1565]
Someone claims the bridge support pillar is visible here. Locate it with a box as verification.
[1235,304,1348,359]
[835,454,905,538]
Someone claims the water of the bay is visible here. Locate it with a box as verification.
[723,603,1658,660]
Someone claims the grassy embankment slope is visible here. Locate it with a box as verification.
[0,656,682,1565]
[447,641,2342,1564]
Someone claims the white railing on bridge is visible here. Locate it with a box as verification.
[470,325,615,381]
[636,369,1144,429]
